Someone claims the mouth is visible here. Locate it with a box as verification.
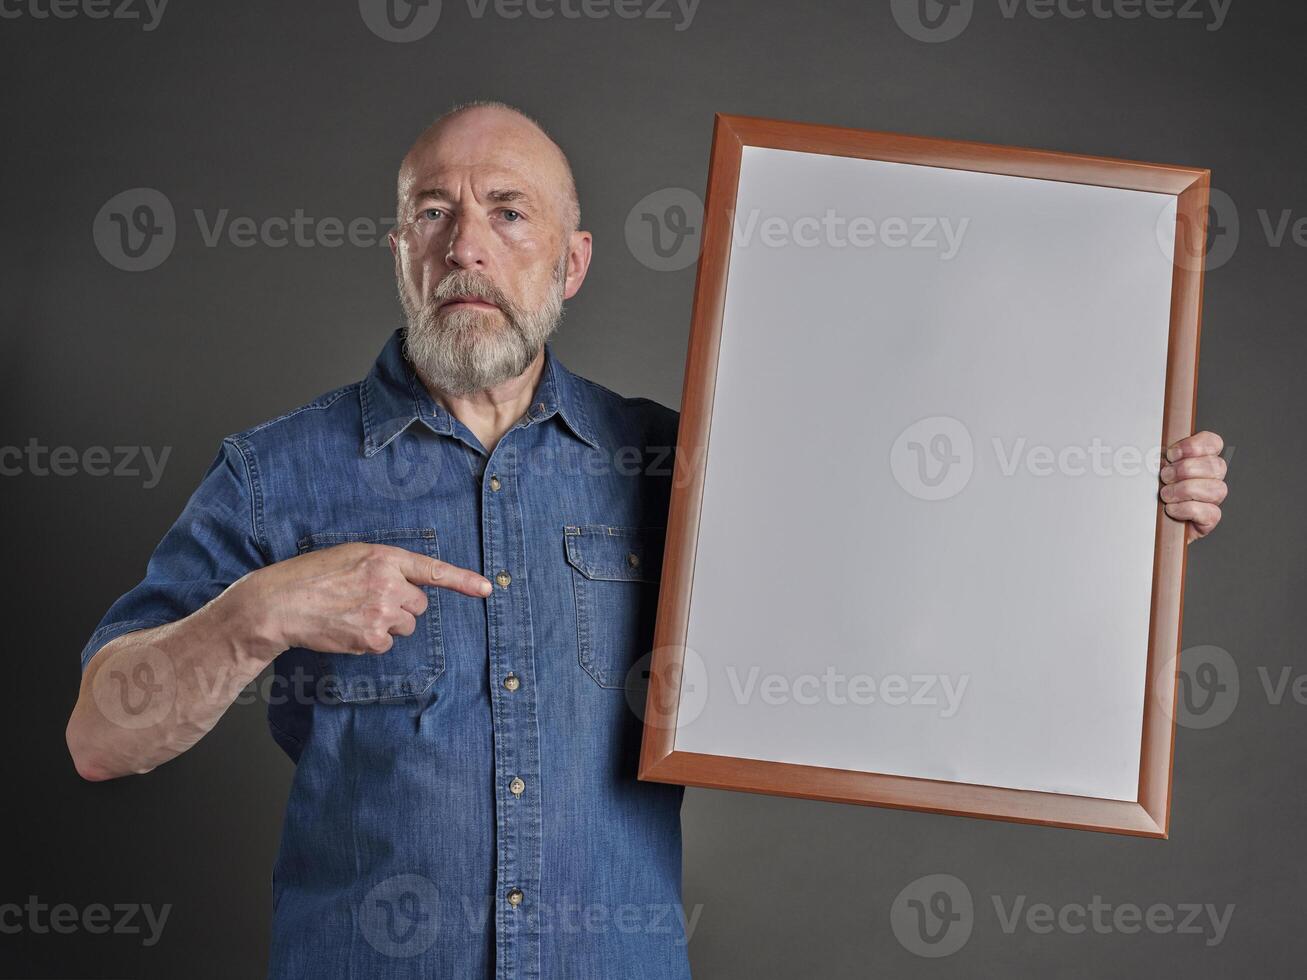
[438,294,501,312]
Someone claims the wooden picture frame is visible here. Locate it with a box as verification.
[637,113,1210,838]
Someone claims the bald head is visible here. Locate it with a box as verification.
[397,100,580,235]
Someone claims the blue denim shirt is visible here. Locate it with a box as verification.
[81,330,691,979]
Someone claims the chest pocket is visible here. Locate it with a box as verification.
[564,524,665,689]
[295,528,445,704]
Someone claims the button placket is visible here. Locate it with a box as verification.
[482,433,543,978]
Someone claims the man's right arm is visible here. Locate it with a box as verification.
[66,541,493,782]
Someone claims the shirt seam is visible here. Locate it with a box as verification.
[225,436,271,563]
[233,382,360,439]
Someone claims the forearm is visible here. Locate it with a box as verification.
[66,573,284,781]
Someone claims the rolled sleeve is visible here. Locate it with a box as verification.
[80,438,267,671]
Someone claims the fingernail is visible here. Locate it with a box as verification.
[1166,445,1181,462]
[479,580,493,595]
[1160,465,1175,481]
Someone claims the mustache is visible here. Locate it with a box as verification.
[429,272,513,312]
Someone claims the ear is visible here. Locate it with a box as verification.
[562,230,593,301]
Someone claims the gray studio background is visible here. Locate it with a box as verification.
[3,0,1302,976]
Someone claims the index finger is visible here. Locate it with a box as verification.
[1166,430,1224,463]
[381,545,493,597]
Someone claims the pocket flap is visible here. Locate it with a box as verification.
[296,527,437,554]
[563,525,665,583]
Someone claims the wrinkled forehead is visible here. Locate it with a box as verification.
[397,117,565,215]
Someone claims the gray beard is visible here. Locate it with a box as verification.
[400,260,566,397]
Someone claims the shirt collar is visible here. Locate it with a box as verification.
[360,329,602,457]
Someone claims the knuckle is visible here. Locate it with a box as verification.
[364,564,394,592]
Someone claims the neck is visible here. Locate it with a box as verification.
[425,348,547,454]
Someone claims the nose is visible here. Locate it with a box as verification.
[444,213,491,271]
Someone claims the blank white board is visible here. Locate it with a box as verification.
[672,146,1177,802]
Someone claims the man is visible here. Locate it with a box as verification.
[66,101,1230,978]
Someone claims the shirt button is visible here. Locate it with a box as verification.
[532,402,546,415]
[507,888,524,908]
[509,776,525,797]
[626,551,641,569]
[489,474,502,492]
[503,673,520,692]
[495,570,512,589]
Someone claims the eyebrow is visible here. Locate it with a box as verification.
[411,187,531,205]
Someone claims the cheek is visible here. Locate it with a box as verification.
[503,229,561,283]
[398,230,443,283]
[399,227,430,262]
